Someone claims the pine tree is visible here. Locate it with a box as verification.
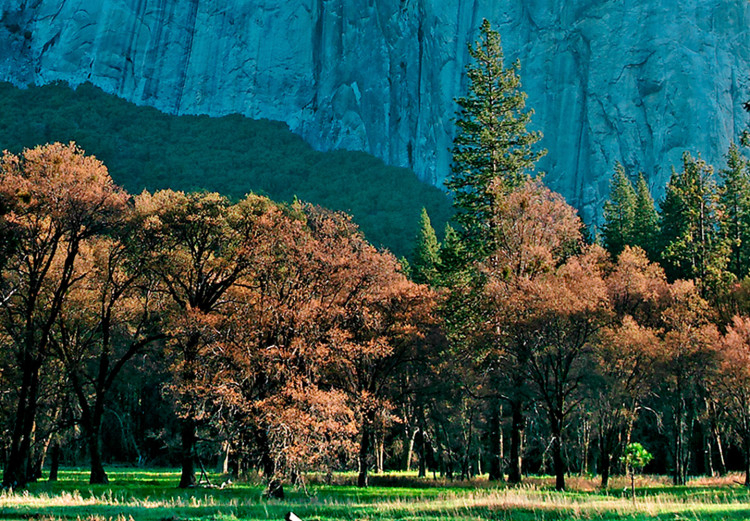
[438,224,468,280]
[411,208,441,285]
[632,173,660,260]
[660,152,728,283]
[602,162,637,257]
[445,18,545,260]
[719,143,750,278]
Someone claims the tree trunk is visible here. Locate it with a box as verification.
[257,429,284,498]
[705,428,714,477]
[580,419,590,476]
[507,399,524,484]
[358,420,372,488]
[550,416,566,491]
[417,429,427,478]
[713,422,727,476]
[599,426,616,489]
[673,398,688,486]
[49,442,60,482]
[88,419,109,485]
[488,403,503,481]
[217,440,230,474]
[3,359,42,489]
[88,425,109,484]
[178,417,196,488]
[376,436,384,474]
[600,450,611,489]
[83,399,109,485]
[178,333,201,489]
[406,428,417,472]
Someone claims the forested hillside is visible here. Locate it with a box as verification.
[0,82,452,257]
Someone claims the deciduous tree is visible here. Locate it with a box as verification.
[134,190,283,488]
[0,143,128,488]
[715,315,750,485]
[482,179,582,484]
[50,229,164,484]
[523,246,611,490]
[658,280,720,485]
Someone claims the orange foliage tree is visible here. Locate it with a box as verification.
[134,190,302,488]
[50,226,165,484]
[480,179,583,485]
[0,143,128,488]
[659,280,720,485]
[192,204,436,494]
[716,315,750,485]
[520,246,612,491]
[591,246,669,488]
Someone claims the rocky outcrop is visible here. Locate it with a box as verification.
[1,0,749,222]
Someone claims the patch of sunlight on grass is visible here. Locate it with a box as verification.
[2,469,750,520]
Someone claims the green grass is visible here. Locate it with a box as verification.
[2,469,750,520]
[0,81,453,258]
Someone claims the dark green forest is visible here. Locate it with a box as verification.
[0,81,452,257]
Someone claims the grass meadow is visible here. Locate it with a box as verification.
[2,469,750,520]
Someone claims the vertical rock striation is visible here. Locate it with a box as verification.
[0,0,748,221]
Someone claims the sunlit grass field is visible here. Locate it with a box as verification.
[2,469,750,520]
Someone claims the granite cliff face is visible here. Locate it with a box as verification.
[1,0,749,221]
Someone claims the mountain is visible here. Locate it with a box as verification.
[1,1,749,222]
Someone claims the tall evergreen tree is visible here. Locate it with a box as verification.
[719,143,750,279]
[660,152,728,284]
[602,162,637,257]
[445,18,545,259]
[632,172,660,260]
[443,18,544,486]
[411,208,441,285]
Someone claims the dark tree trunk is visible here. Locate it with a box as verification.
[600,449,611,489]
[88,425,108,484]
[550,416,566,491]
[3,358,41,489]
[488,403,503,481]
[178,333,200,489]
[507,399,524,484]
[258,429,284,498]
[417,429,427,478]
[49,442,59,482]
[358,416,373,488]
[84,398,109,484]
[178,417,197,488]
[673,401,688,486]
[416,411,427,478]
[599,426,617,489]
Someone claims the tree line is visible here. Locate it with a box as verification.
[3,19,750,496]
[406,19,750,491]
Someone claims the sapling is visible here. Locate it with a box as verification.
[622,442,653,502]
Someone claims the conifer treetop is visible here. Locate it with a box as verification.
[446,18,545,259]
